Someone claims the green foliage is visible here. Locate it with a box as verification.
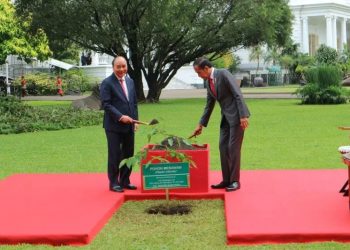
[281,42,316,84]
[264,46,281,65]
[303,67,319,84]
[49,40,80,65]
[304,65,342,88]
[296,84,348,104]
[119,125,197,170]
[0,0,51,64]
[13,72,56,95]
[211,53,233,69]
[12,70,96,96]
[209,53,241,73]
[315,44,338,65]
[0,96,102,134]
[64,69,97,93]
[16,0,292,102]
[317,65,343,88]
[296,65,348,104]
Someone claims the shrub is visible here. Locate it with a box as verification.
[295,84,348,104]
[64,69,98,93]
[12,70,97,96]
[315,44,338,65]
[296,65,347,104]
[319,86,347,104]
[303,67,318,85]
[13,72,56,95]
[317,65,342,88]
[0,96,103,134]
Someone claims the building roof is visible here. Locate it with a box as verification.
[48,58,76,70]
[290,0,350,6]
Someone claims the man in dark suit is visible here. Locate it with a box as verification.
[191,57,250,192]
[100,56,138,192]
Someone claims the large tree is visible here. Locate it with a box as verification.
[16,0,292,102]
[0,0,51,65]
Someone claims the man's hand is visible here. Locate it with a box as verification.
[134,123,139,132]
[189,124,203,138]
[240,117,249,130]
[119,115,134,124]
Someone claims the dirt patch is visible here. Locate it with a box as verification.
[146,204,192,215]
[152,136,196,150]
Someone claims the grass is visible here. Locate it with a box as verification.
[241,84,299,93]
[241,85,350,94]
[2,98,348,178]
[1,98,350,249]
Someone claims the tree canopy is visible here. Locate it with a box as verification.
[16,0,292,102]
[0,0,51,65]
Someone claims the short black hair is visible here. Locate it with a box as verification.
[193,57,213,69]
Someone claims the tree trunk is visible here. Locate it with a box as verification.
[128,48,146,102]
[146,87,161,102]
[129,68,145,102]
[145,73,161,102]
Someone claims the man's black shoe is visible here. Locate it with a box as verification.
[225,182,240,192]
[123,184,137,190]
[109,185,124,193]
[211,182,228,189]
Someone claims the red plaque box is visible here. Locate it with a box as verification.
[141,144,210,193]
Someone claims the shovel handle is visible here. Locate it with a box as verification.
[133,120,149,125]
[338,126,350,130]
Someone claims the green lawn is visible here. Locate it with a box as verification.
[241,85,350,94]
[241,85,299,93]
[1,99,350,249]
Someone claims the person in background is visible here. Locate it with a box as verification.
[56,76,64,96]
[20,75,27,97]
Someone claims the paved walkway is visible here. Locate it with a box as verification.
[21,89,296,101]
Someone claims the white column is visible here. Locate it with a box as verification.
[302,16,309,54]
[341,17,347,50]
[332,16,337,49]
[325,15,333,47]
[92,52,99,66]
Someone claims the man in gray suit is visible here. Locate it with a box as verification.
[191,57,250,192]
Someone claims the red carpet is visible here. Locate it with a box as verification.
[0,174,125,245]
[225,169,350,245]
[0,170,349,246]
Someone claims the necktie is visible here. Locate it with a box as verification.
[209,78,216,97]
[119,78,128,100]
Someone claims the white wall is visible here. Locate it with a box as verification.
[80,65,201,90]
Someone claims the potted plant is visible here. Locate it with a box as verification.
[120,125,210,194]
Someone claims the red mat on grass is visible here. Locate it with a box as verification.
[225,169,350,245]
[0,172,224,246]
[0,174,125,245]
[0,170,349,246]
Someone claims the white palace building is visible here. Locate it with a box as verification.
[236,0,350,76]
[290,0,350,55]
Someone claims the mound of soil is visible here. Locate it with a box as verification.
[146,204,192,215]
[152,136,196,150]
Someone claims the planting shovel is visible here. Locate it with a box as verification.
[188,131,201,139]
[133,118,159,126]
